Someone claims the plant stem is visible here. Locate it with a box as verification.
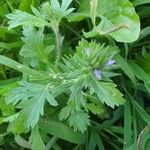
[54,26,61,67]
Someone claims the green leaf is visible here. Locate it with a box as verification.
[59,102,76,121]
[90,0,98,27]
[68,110,90,133]
[59,102,90,133]
[5,80,58,129]
[19,0,40,12]
[0,55,46,78]
[88,130,105,150]
[20,26,54,68]
[39,119,86,144]
[139,26,150,40]
[90,79,125,108]
[133,0,150,6]
[132,100,150,125]
[68,0,140,42]
[41,0,74,28]
[6,8,49,30]
[124,97,132,148]
[97,107,123,129]
[29,125,45,150]
[86,103,104,115]
[15,135,31,149]
[0,97,15,116]
[130,62,150,93]
[115,54,136,86]
[61,40,124,111]
[6,113,28,133]
[69,78,85,107]
[0,41,22,50]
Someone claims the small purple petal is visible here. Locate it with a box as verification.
[105,59,115,66]
[93,69,101,79]
[84,48,91,56]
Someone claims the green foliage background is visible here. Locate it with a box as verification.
[0,0,150,149]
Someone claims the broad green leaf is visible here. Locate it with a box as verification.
[29,125,45,150]
[39,119,86,144]
[68,0,140,42]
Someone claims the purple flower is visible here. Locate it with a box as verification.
[105,59,115,66]
[93,69,101,80]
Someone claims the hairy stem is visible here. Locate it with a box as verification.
[54,26,61,67]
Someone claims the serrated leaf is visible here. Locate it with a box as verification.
[41,0,74,28]
[86,103,104,115]
[68,110,90,133]
[20,26,53,68]
[69,78,85,107]
[59,103,75,120]
[6,8,49,30]
[5,80,58,129]
[6,113,28,133]
[89,79,125,108]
